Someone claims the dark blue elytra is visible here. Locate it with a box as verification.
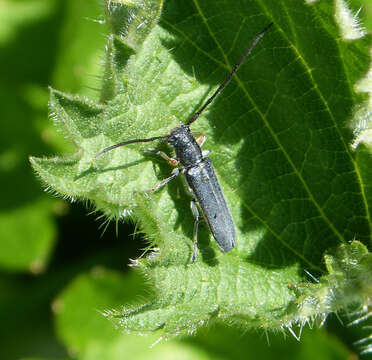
[168,124,235,252]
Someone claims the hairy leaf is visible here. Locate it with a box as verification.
[31,0,372,337]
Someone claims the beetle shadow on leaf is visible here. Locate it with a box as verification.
[74,158,148,181]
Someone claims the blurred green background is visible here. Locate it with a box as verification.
[0,0,371,359]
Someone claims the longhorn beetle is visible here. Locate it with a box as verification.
[96,23,273,262]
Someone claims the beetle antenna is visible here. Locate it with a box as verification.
[186,22,273,126]
[95,135,167,158]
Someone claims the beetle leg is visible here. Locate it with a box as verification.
[192,133,206,148]
[152,167,180,192]
[144,148,179,167]
[190,199,200,262]
[193,134,210,157]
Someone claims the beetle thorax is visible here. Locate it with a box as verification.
[168,124,203,167]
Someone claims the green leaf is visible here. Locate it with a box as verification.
[31,0,372,337]
[0,0,106,273]
[282,241,372,329]
[0,0,61,272]
[0,273,69,359]
[54,268,213,360]
[52,0,106,98]
[0,0,57,45]
[54,267,353,360]
[0,198,56,272]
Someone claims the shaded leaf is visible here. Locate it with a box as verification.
[32,0,372,337]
